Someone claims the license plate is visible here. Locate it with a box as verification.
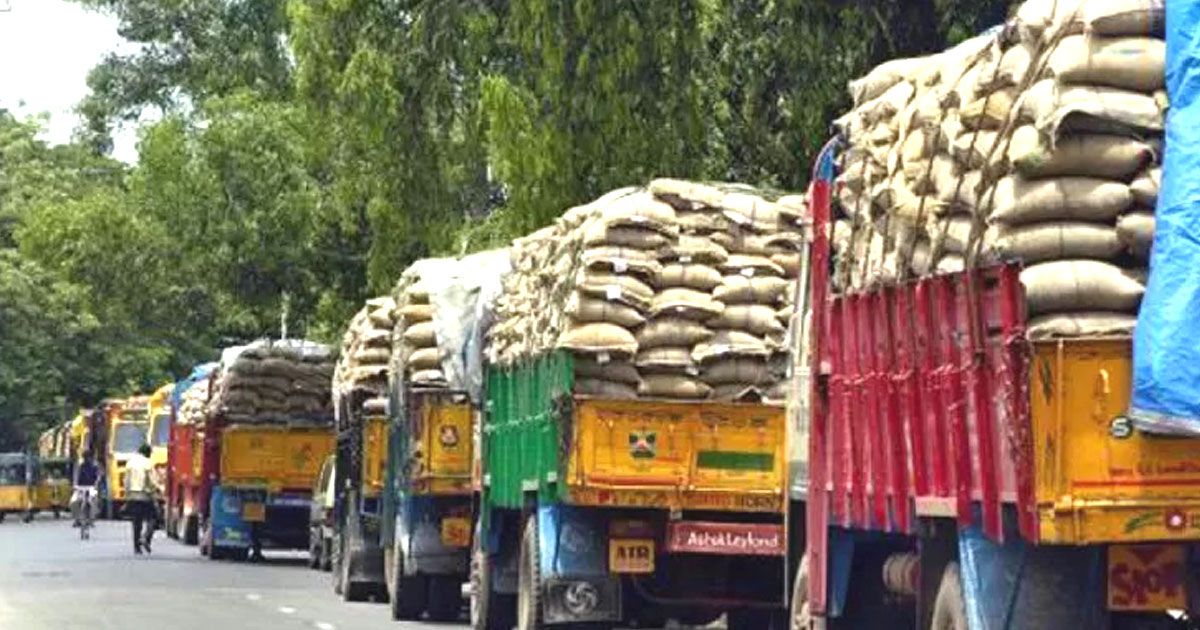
[440,517,471,548]
[242,502,266,522]
[1108,544,1186,611]
[609,538,655,574]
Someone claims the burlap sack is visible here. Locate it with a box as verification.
[850,56,929,105]
[576,378,638,400]
[1021,260,1145,315]
[582,246,663,280]
[1022,80,1165,136]
[659,236,729,265]
[719,255,786,278]
[584,222,671,249]
[1048,36,1165,93]
[566,295,646,328]
[714,276,790,305]
[402,321,437,347]
[987,176,1132,225]
[649,288,725,321]
[599,192,678,236]
[574,357,641,385]
[693,330,771,363]
[353,347,392,365]
[987,221,1122,263]
[637,319,714,349]
[557,323,638,355]
[1116,211,1155,258]
[408,347,441,371]
[635,347,696,373]
[709,304,787,337]
[657,264,723,291]
[1130,167,1160,207]
[639,375,712,400]
[701,357,769,386]
[772,253,803,279]
[399,304,434,322]
[411,369,446,385]
[575,271,655,311]
[1007,127,1152,180]
[1084,1,1165,37]
[1028,312,1138,339]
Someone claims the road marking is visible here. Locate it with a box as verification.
[245,593,261,601]
[315,623,335,630]
[278,606,296,615]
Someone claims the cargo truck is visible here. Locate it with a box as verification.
[105,396,150,518]
[788,141,1200,629]
[329,388,391,602]
[147,383,174,487]
[470,353,789,630]
[166,364,216,545]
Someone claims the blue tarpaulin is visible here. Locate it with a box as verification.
[1131,0,1200,434]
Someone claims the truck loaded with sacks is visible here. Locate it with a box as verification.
[790,2,1200,629]
[471,180,806,629]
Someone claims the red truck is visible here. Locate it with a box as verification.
[165,363,215,545]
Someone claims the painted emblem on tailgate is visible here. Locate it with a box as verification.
[439,425,460,448]
[629,430,657,459]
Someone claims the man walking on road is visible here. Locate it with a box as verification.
[125,444,157,554]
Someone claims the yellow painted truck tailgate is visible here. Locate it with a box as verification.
[362,416,388,498]
[1033,339,1200,543]
[220,425,334,491]
[567,400,786,513]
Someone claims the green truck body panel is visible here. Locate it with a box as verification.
[484,352,573,510]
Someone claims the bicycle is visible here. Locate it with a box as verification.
[74,486,98,541]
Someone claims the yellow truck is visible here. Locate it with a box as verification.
[147,383,175,488]
[199,422,334,561]
[34,457,70,518]
[105,397,150,517]
[0,453,37,523]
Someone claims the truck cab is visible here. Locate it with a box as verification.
[147,384,175,490]
[0,453,37,523]
[106,397,150,517]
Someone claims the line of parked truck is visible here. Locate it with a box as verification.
[13,3,1200,628]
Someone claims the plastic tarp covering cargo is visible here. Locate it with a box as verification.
[420,249,511,403]
[171,362,217,414]
[1131,0,1200,435]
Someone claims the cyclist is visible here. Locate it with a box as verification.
[71,451,101,529]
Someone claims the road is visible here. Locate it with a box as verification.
[0,514,458,630]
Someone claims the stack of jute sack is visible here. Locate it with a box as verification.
[487,180,805,402]
[177,377,211,425]
[332,297,396,417]
[832,0,1164,338]
[207,340,336,424]
[391,259,456,390]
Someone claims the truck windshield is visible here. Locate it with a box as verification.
[0,464,25,485]
[113,423,148,454]
[151,414,170,447]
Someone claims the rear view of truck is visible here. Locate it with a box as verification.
[166,363,215,544]
[796,4,1198,626]
[474,182,805,629]
[196,340,336,561]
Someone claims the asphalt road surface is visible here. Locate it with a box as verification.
[0,514,456,630]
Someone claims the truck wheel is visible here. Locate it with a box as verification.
[200,518,211,557]
[321,535,332,572]
[517,517,544,630]
[931,562,967,630]
[183,514,199,546]
[428,575,465,622]
[0,513,6,523]
[341,532,371,602]
[790,554,810,630]
[308,528,321,570]
[388,542,428,620]
[472,527,516,630]
[331,531,345,595]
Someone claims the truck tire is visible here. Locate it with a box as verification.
[428,575,465,622]
[183,514,199,546]
[200,517,211,557]
[320,534,332,571]
[472,526,516,630]
[790,554,810,630]
[388,542,428,621]
[331,531,345,595]
[340,535,370,602]
[931,562,967,630]
[308,527,322,570]
[517,517,544,630]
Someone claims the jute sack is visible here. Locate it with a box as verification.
[584,222,671,249]
[1007,127,1152,180]
[411,369,446,385]
[693,330,771,363]
[1116,211,1155,258]
[368,307,394,328]
[934,166,983,213]
[404,283,431,305]
[574,358,641,385]
[557,323,638,356]
[850,56,929,105]
[987,176,1132,225]
[1021,260,1145,315]
[714,276,790,305]
[659,236,729,265]
[635,347,696,373]
[1022,80,1165,136]
[639,375,712,400]
[649,288,725,321]
[1084,1,1166,37]
[402,321,436,346]
[719,255,786,278]
[986,222,1123,264]
[1047,36,1166,93]
[353,347,391,365]
[599,193,678,236]
[582,246,662,280]
[1028,312,1138,339]
[709,305,786,337]
[576,378,638,400]
[566,295,645,328]
[721,193,784,233]
[961,88,1018,131]
[637,319,714,349]
[408,347,441,371]
[398,304,434,322]
[933,215,975,255]
[574,271,655,311]
[772,253,803,279]
[701,357,769,386]
[1131,167,1160,207]
[657,264,723,291]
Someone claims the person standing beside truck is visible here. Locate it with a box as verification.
[125,444,157,554]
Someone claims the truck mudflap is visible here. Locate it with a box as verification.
[210,486,252,549]
[395,495,471,576]
[958,525,1106,629]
